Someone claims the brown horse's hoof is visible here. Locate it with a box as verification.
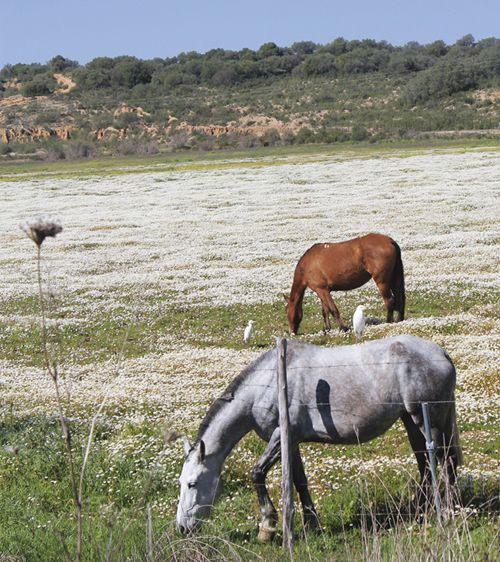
[339,325,349,333]
[257,525,276,543]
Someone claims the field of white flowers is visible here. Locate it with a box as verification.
[0,147,498,528]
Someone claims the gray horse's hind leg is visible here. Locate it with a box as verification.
[252,428,281,541]
[292,448,320,531]
[400,412,432,512]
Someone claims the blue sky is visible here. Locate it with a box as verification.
[2,0,499,67]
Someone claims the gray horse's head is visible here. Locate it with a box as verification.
[176,438,223,534]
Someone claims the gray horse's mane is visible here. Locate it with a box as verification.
[196,349,274,440]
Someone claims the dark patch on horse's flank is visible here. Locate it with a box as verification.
[389,340,424,364]
[196,349,273,439]
[389,341,409,359]
[316,379,340,441]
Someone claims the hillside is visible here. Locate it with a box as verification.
[1,35,500,160]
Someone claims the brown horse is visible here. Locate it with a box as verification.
[284,233,405,334]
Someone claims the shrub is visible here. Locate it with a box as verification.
[91,113,115,130]
[50,55,79,73]
[169,131,191,150]
[316,127,350,143]
[63,142,94,160]
[351,125,369,141]
[114,112,140,129]
[45,144,66,161]
[294,127,315,144]
[294,53,337,77]
[401,60,478,105]
[257,42,283,59]
[290,41,318,56]
[34,111,61,126]
[22,73,57,96]
[111,60,153,88]
[116,139,159,155]
[259,128,281,146]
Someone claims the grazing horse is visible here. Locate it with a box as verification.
[284,233,405,334]
[176,336,462,539]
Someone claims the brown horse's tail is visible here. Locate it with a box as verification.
[390,240,405,321]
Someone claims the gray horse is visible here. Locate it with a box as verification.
[176,335,462,539]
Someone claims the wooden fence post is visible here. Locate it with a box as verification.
[276,337,294,555]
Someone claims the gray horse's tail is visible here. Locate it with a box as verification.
[444,392,463,467]
[391,240,406,321]
[447,393,464,466]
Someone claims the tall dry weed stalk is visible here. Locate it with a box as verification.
[21,217,132,561]
[342,443,489,562]
[22,218,84,561]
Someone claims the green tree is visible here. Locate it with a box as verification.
[425,40,448,58]
[290,41,317,56]
[112,60,152,88]
[294,53,337,76]
[257,42,283,59]
[319,37,349,56]
[50,55,79,72]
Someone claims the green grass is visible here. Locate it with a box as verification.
[0,415,177,561]
[1,138,500,182]
[0,286,495,367]
[0,282,497,559]
[0,413,498,561]
[1,144,498,559]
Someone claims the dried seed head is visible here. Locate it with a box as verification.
[21,217,63,247]
[163,429,182,444]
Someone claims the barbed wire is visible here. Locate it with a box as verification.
[225,356,456,376]
[209,393,459,414]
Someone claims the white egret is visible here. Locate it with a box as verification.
[352,305,366,342]
[244,320,254,344]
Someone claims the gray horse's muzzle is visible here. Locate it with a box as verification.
[177,516,202,535]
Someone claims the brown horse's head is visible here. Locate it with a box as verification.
[283,294,302,335]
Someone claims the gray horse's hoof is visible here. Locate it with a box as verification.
[303,512,321,534]
[304,517,321,532]
[257,525,276,543]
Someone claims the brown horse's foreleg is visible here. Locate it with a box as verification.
[315,288,348,331]
[375,281,395,323]
[292,448,320,531]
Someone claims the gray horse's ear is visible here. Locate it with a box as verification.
[182,436,192,457]
[198,439,206,462]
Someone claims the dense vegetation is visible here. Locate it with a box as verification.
[1,35,500,159]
